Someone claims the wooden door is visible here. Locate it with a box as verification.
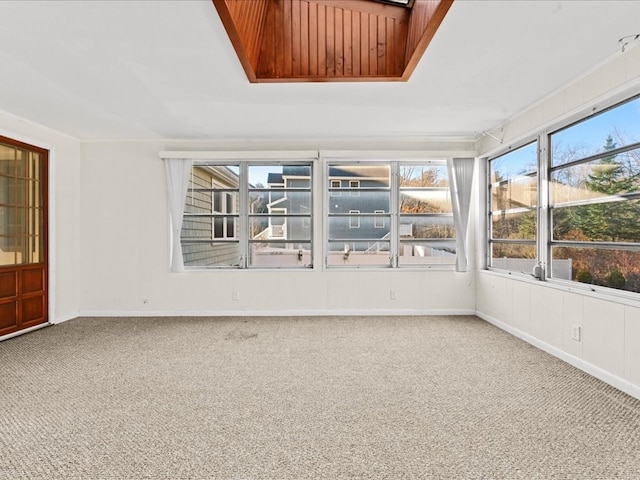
[0,136,48,337]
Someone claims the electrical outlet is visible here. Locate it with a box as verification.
[390,289,397,300]
[232,291,240,301]
[571,324,581,342]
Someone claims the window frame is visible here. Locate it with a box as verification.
[325,159,457,269]
[211,181,237,240]
[180,157,315,270]
[163,151,464,273]
[483,90,640,299]
[546,94,640,295]
[486,140,540,277]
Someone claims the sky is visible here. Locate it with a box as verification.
[492,96,640,179]
[551,97,640,166]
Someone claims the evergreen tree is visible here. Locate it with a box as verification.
[575,135,640,242]
[586,136,633,194]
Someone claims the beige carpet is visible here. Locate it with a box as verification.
[1,315,639,479]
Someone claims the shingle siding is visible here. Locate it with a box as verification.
[182,167,240,267]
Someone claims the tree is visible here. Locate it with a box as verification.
[399,166,449,214]
[573,135,640,242]
[586,136,634,194]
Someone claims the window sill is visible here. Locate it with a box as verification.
[479,269,640,308]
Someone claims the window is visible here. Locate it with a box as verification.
[349,210,360,228]
[181,161,313,268]
[330,180,341,196]
[488,142,538,273]
[398,163,456,267]
[327,163,391,267]
[182,164,240,267]
[210,185,237,239]
[374,210,385,228]
[327,161,456,267]
[165,152,469,272]
[549,96,640,293]
[485,93,640,296]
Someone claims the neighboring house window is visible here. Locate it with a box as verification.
[327,161,456,267]
[330,180,341,196]
[549,96,640,293]
[212,186,236,239]
[374,210,385,228]
[181,162,313,268]
[487,142,538,273]
[349,180,360,196]
[349,210,360,228]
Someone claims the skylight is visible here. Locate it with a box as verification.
[213,0,452,83]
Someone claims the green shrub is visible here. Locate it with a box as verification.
[606,269,626,289]
[575,270,593,284]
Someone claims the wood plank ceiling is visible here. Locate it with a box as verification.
[212,0,453,82]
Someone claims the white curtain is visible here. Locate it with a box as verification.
[164,158,193,272]
[447,158,475,272]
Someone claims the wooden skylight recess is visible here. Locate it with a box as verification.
[212,0,453,82]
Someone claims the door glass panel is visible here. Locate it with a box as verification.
[15,149,26,178]
[14,179,26,206]
[0,236,16,266]
[30,152,41,181]
[0,142,45,267]
[0,206,13,236]
[0,175,11,204]
[0,145,14,175]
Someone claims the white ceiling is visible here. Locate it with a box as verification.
[0,0,639,142]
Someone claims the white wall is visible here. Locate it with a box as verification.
[78,140,476,317]
[0,110,82,323]
[476,44,640,399]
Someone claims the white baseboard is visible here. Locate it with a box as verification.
[51,313,79,324]
[77,308,476,318]
[476,310,640,401]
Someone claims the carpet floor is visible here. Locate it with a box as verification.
[1,315,640,479]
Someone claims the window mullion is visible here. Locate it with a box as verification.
[390,162,399,268]
[239,162,249,268]
[538,133,549,280]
